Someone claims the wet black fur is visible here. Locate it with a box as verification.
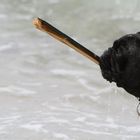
[100,32,140,98]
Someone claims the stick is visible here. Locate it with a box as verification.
[33,17,100,65]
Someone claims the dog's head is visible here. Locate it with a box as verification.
[100,32,140,97]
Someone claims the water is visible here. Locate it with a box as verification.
[0,0,140,139]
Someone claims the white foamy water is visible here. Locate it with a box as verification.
[0,0,140,140]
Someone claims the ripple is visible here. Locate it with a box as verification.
[51,69,86,76]
[21,123,46,132]
[0,85,36,96]
[53,133,70,139]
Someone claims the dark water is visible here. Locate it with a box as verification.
[0,0,140,139]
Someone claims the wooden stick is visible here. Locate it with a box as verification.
[33,17,100,65]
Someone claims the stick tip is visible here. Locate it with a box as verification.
[32,17,42,30]
[33,17,40,25]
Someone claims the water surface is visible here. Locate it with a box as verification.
[0,0,140,139]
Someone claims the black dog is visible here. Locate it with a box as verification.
[100,32,140,99]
